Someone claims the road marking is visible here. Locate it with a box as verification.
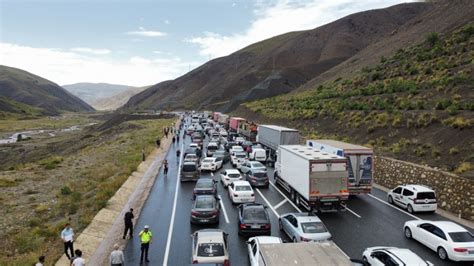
[273,199,288,210]
[256,188,280,217]
[368,194,421,220]
[218,195,229,224]
[163,141,184,266]
[342,204,362,218]
[269,182,302,213]
[211,172,214,177]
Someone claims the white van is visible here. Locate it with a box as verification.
[250,148,267,162]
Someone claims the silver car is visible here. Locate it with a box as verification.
[240,160,266,174]
[279,213,331,242]
[191,229,229,265]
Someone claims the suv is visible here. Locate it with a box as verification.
[180,162,199,182]
[387,185,437,213]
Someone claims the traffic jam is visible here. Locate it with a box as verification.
[175,111,473,266]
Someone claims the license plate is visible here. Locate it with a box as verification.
[251,225,259,229]
[201,219,209,222]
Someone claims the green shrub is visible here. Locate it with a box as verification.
[455,162,472,175]
[449,147,459,155]
[60,185,72,195]
[40,156,63,170]
[426,32,440,47]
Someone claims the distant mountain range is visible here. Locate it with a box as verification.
[0,65,94,117]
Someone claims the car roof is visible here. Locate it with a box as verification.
[429,221,468,232]
[225,169,240,174]
[233,181,251,186]
[196,229,225,242]
[370,247,425,263]
[183,161,197,165]
[203,157,215,161]
[400,184,434,192]
[252,236,282,244]
[195,195,216,201]
[196,178,213,184]
[208,142,218,146]
[285,212,322,222]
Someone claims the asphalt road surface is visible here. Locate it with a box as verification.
[124,119,473,266]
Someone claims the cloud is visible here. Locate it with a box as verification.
[164,20,170,24]
[187,0,415,58]
[231,3,236,7]
[126,26,167,37]
[70,47,111,55]
[0,42,200,87]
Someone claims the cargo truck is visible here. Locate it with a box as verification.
[238,121,258,142]
[218,114,230,129]
[229,117,245,132]
[307,139,373,195]
[213,112,221,122]
[274,145,349,212]
[256,125,300,164]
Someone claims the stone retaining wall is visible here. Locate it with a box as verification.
[374,156,474,220]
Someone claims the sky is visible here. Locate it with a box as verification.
[0,0,418,87]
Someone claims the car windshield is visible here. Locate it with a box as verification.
[208,146,218,151]
[250,162,264,168]
[214,151,225,156]
[300,222,327,234]
[236,153,246,158]
[243,208,267,220]
[449,232,474,242]
[183,164,196,171]
[228,173,240,178]
[235,185,252,191]
[253,172,267,178]
[195,197,214,209]
[203,159,214,163]
[196,180,213,188]
[186,155,197,160]
[416,192,436,199]
[197,243,224,257]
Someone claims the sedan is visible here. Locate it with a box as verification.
[190,195,220,224]
[238,203,271,236]
[362,246,433,266]
[404,220,474,261]
[193,178,217,199]
[245,170,269,188]
[191,229,229,265]
[228,181,255,204]
[200,157,223,171]
[184,154,199,164]
[220,169,243,188]
[235,137,245,144]
[279,213,331,242]
[240,161,266,174]
[231,151,247,169]
[213,150,230,164]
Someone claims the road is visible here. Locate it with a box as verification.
[124,119,473,265]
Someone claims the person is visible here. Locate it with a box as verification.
[35,255,45,266]
[61,223,74,260]
[71,249,85,266]
[176,149,181,159]
[110,244,125,266]
[196,148,202,159]
[156,138,161,148]
[142,148,146,162]
[176,133,180,143]
[172,136,175,143]
[163,159,169,176]
[139,225,152,264]
[123,208,134,239]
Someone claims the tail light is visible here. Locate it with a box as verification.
[191,211,199,216]
[192,260,198,264]
[224,259,230,266]
[300,236,311,242]
[454,247,468,252]
[263,224,271,229]
[240,224,247,229]
[339,189,348,193]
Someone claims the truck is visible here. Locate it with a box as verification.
[307,139,373,195]
[229,117,246,132]
[238,121,258,142]
[255,241,353,266]
[256,125,300,164]
[213,112,222,122]
[274,145,349,212]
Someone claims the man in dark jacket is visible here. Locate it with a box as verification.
[123,208,134,239]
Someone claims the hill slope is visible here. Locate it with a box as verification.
[0,66,94,116]
[123,2,429,112]
[91,86,149,110]
[63,83,133,106]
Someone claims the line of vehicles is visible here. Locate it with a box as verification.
[182,111,473,265]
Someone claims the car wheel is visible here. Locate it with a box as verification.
[388,195,393,204]
[292,237,297,243]
[407,204,414,213]
[404,227,412,239]
[438,247,448,260]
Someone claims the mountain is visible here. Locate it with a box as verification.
[124,2,432,112]
[0,65,94,116]
[63,82,132,103]
[90,86,149,110]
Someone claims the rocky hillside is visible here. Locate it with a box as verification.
[0,66,94,116]
[90,86,149,110]
[123,2,430,112]
[63,83,135,109]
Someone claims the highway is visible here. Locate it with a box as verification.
[124,118,473,265]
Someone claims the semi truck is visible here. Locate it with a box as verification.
[218,114,230,127]
[229,117,246,132]
[274,145,349,212]
[307,139,373,195]
[238,121,258,142]
[213,112,222,122]
[256,125,300,164]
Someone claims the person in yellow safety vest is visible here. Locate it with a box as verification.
[139,225,152,264]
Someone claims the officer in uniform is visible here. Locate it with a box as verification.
[139,225,152,263]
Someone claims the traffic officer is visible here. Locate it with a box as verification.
[139,225,152,264]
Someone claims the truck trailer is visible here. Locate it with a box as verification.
[229,117,246,132]
[307,139,373,195]
[238,121,258,142]
[275,145,349,212]
[256,125,300,164]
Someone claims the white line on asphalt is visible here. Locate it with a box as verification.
[218,195,229,224]
[273,199,288,210]
[342,205,362,218]
[269,182,302,213]
[256,188,280,217]
[368,194,421,220]
[211,172,214,177]
[163,141,184,266]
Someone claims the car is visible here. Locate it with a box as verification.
[247,236,283,266]
[200,157,223,171]
[220,169,243,188]
[190,195,220,224]
[240,161,266,174]
[231,152,247,169]
[362,246,433,266]
[220,131,228,138]
[181,162,199,182]
[187,126,195,135]
[249,148,267,163]
[245,170,269,188]
[206,142,220,157]
[189,143,199,149]
[184,147,198,157]
[225,141,238,151]
[279,213,331,242]
[238,203,271,236]
[193,178,217,199]
[388,184,437,213]
[192,133,204,146]
[235,137,245,144]
[191,229,229,265]
[228,181,255,204]
[242,140,253,150]
[184,154,199,164]
[404,220,474,261]
[213,150,230,164]
[210,136,221,146]
[230,145,244,155]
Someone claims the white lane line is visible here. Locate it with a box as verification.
[342,205,362,219]
[368,194,421,220]
[256,188,280,217]
[211,172,214,177]
[218,195,230,224]
[163,141,184,266]
[273,199,288,210]
[269,182,302,213]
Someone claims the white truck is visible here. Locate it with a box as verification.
[275,145,349,212]
[256,125,300,164]
[307,139,373,195]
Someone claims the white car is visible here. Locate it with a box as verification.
[235,137,245,144]
[247,236,282,266]
[388,184,437,213]
[220,169,243,188]
[220,131,228,138]
[362,247,433,266]
[189,143,199,149]
[231,151,247,169]
[404,220,474,261]
[228,181,255,204]
[230,145,244,155]
[200,157,223,171]
[279,213,331,242]
[184,154,199,163]
[240,161,266,174]
[192,229,229,265]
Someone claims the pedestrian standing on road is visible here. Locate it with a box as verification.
[156,138,161,148]
[196,148,202,159]
[35,255,45,266]
[176,150,181,160]
[139,225,152,264]
[163,159,169,175]
[71,249,85,266]
[110,244,125,266]
[123,208,134,239]
[61,223,74,260]
[172,136,175,143]
[176,133,180,143]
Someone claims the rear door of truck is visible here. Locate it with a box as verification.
[309,161,348,200]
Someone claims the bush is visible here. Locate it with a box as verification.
[454,162,472,175]
[60,185,72,195]
[40,156,63,170]
[426,32,440,47]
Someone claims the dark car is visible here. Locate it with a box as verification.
[181,161,199,182]
[213,150,230,164]
[245,170,269,188]
[238,203,271,236]
[191,195,220,224]
[193,178,217,199]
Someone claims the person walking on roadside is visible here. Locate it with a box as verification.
[71,249,85,266]
[61,223,74,260]
[172,136,175,144]
[176,150,181,161]
[123,208,134,239]
[156,138,161,148]
[110,244,125,266]
[176,133,180,143]
[139,225,152,264]
[163,159,169,176]
[35,255,45,266]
